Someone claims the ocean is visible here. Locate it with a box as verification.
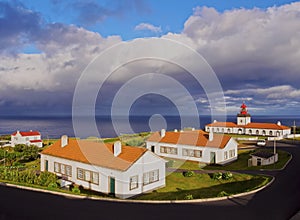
[0,115,299,139]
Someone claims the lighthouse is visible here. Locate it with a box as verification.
[237,102,251,125]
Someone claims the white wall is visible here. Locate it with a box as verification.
[41,151,165,199]
[146,138,238,165]
[11,133,42,147]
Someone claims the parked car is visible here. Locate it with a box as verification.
[257,139,266,146]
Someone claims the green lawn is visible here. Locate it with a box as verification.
[204,149,291,171]
[166,158,205,170]
[135,172,271,200]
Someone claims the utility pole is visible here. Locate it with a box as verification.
[274,139,276,155]
[293,120,296,141]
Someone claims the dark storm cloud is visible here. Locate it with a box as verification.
[0,1,43,54]
[50,0,150,26]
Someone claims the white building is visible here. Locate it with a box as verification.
[11,130,43,148]
[249,151,278,166]
[40,136,166,199]
[205,103,291,137]
[146,129,238,165]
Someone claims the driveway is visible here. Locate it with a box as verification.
[0,142,299,220]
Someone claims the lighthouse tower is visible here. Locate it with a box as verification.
[237,102,251,125]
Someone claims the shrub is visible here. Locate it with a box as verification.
[184,194,193,200]
[72,186,81,194]
[48,182,58,189]
[222,172,233,180]
[36,172,57,186]
[218,191,229,197]
[212,172,222,180]
[183,171,195,177]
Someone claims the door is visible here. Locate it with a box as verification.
[210,152,216,164]
[151,145,155,153]
[257,158,261,166]
[45,160,48,171]
[109,177,115,195]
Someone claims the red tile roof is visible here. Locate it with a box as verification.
[206,122,238,127]
[41,139,147,171]
[12,131,41,136]
[244,123,290,130]
[206,122,290,130]
[147,130,231,149]
[30,140,42,143]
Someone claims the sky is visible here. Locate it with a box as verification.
[0,0,300,116]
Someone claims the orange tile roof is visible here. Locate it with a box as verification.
[147,130,231,149]
[41,139,147,171]
[206,122,238,127]
[244,123,290,130]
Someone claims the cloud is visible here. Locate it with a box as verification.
[1,2,300,115]
[50,0,151,26]
[0,1,43,54]
[134,22,162,33]
[164,3,300,90]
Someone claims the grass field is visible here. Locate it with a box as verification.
[135,172,272,200]
[166,158,205,170]
[204,149,291,171]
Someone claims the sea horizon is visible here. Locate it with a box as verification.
[0,114,299,139]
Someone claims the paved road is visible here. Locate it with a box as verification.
[0,142,299,220]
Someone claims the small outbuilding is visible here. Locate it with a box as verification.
[249,151,278,166]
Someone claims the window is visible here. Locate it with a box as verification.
[143,170,159,186]
[227,128,231,133]
[77,168,84,180]
[130,175,138,190]
[66,165,72,176]
[194,150,202,158]
[84,170,91,182]
[182,148,202,158]
[229,150,235,158]
[54,162,60,173]
[256,130,259,135]
[182,149,188,156]
[77,168,99,185]
[269,131,273,136]
[160,146,177,155]
[60,164,65,174]
[54,162,72,177]
[224,151,228,160]
[92,172,99,185]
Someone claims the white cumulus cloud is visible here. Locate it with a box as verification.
[134,22,162,33]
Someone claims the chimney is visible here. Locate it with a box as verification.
[30,130,32,132]
[192,128,195,131]
[213,120,217,123]
[209,130,214,141]
[174,129,178,132]
[277,121,281,126]
[61,135,68,148]
[113,141,122,157]
[160,129,166,137]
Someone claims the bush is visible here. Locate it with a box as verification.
[222,172,233,180]
[218,191,229,197]
[183,171,195,177]
[36,172,57,186]
[184,194,193,200]
[48,182,58,189]
[212,172,223,180]
[72,186,81,194]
